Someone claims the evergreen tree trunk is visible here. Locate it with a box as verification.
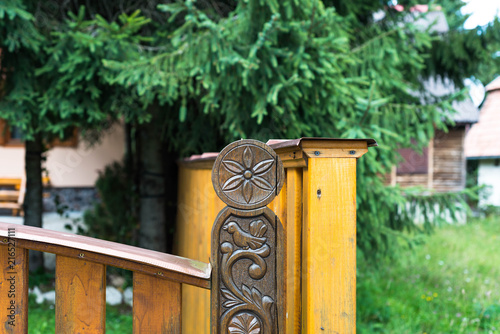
[138,104,166,252]
[24,135,44,272]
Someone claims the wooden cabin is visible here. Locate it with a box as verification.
[388,78,479,192]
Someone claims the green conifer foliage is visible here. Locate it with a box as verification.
[1,0,497,258]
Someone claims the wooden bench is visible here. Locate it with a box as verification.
[0,176,50,216]
[0,178,25,216]
[0,138,375,333]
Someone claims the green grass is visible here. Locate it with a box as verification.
[27,294,132,333]
[357,216,500,333]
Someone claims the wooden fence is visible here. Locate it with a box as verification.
[0,137,375,333]
[177,138,376,333]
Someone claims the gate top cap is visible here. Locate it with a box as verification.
[212,139,284,210]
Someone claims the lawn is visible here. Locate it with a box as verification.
[27,295,132,334]
[357,215,500,333]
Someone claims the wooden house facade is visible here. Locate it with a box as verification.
[387,78,479,192]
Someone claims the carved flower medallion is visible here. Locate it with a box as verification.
[222,146,274,204]
[212,140,283,209]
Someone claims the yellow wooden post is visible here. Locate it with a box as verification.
[284,167,303,333]
[270,138,375,333]
[176,157,225,334]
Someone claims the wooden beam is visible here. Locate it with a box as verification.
[302,157,357,333]
[428,137,434,189]
[0,243,29,333]
[285,168,303,333]
[0,223,211,289]
[55,255,106,333]
[133,273,181,333]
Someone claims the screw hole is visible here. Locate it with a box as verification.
[317,189,321,198]
[78,253,84,258]
[349,150,356,155]
[314,151,320,156]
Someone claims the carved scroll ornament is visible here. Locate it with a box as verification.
[211,140,285,334]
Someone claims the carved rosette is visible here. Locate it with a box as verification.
[212,140,284,210]
[211,140,284,334]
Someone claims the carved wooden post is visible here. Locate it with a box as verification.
[211,140,285,333]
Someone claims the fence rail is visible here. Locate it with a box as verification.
[0,137,375,333]
[0,222,210,333]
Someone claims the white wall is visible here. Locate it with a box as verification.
[478,159,500,207]
[0,124,125,187]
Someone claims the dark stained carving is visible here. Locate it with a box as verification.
[228,312,262,334]
[212,140,284,210]
[211,140,285,334]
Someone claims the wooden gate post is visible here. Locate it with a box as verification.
[211,140,286,333]
[176,137,376,333]
[270,138,375,334]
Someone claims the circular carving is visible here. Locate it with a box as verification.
[212,140,284,209]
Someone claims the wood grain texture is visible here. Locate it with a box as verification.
[133,273,181,333]
[211,139,285,334]
[211,207,285,334]
[55,255,106,334]
[303,148,368,159]
[212,139,284,210]
[175,167,225,333]
[0,243,28,334]
[302,158,357,333]
[0,223,210,288]
[285,168,302,333]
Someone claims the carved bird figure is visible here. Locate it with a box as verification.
[223,220,267,250]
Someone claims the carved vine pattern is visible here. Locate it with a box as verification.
[219,219,274,333]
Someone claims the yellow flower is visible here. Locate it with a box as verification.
[421,294,426,299]
[426,296,432,301]
[433,292,438,297]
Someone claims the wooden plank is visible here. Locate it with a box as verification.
[303,148,368,159]
[390,166,397,186]
[0,242,29,333]
[133,272,181,333]
[302,158,357,333]
[0,190,19,201]
[285,168,303,333]
[55,255,106,333]
[176,167,224,333]
[0,223,211,288]
[428,137,434,189]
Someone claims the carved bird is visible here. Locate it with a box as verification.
[223,221,267,250]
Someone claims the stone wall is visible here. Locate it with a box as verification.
[43,187,99,212]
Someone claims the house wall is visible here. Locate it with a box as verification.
[395,173,428,187]
[0,123,125,187]
[478,159,500,207]
[394,138,432,188]
[432,127,466,192]
[392,127,466,192]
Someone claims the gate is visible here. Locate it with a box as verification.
[0,137,375,333]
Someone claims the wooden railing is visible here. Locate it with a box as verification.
[0,138,375,333]
[0,222,210,333]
